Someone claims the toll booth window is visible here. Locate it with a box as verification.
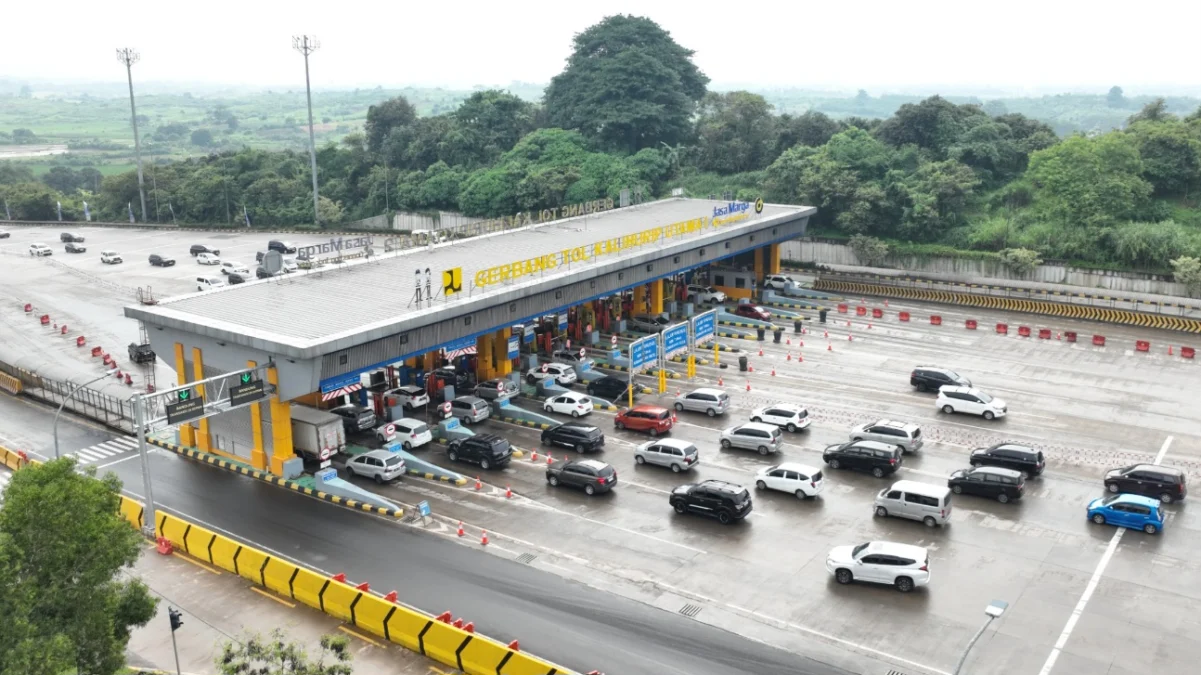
[713,275,725,286]
[735,277,747,288]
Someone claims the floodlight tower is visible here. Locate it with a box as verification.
[116,48,148,222]
[293,35,322,225]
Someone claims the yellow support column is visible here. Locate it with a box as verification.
[191,347,211,452]
[649,279,664,315]
[768,243,781,275]
[266,366,293,477]
[754,247,765,284]
[173,343,196,446]
[247,360,266,471]
[476,335,493,381]
[493,328,512,378]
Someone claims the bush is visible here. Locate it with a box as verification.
[848,234,889,266]
[1000,247,1044,275]
[1171,256,1201,296]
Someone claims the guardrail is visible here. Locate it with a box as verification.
[0,360,134,429]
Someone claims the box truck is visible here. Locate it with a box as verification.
[290,405,347,463]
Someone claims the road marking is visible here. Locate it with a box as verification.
[95,453,146,470]
[337,625,383,648]
[901,467,949,479]
[620,478,672,495]
[1154,436,1174,465]
[250,585,296,608]
[173,552,222,575]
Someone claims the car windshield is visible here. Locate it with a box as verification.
[653,316,670,325]
[977,392,994,403]
[1099,495,1124,506]
[852,542,871,557]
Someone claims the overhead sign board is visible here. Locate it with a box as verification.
[165,388,204,425]
[691,309,717,346]
[229,373,265,406]
[558,313,568,330]
[629,335,659,373]
[507,336,520,360]
[663,322,689,359]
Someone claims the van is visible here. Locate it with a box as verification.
[874,480,952,527]
[450,396,491,425]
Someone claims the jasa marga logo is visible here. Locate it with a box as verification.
[712,202,750,217]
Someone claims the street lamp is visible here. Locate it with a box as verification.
[54,368,120,459]
[953,600,1008,675]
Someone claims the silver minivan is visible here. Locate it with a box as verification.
[450,396,491,425]
[720,422,783,455]
[874,480,953,527]
[634,438,699,473]
[674,387,731,417]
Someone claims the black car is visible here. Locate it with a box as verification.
[256,266,279,279]
[822,440,902,478]
[541,423,605,453]
[546,458,617,495]
[268,239,297,254]
[190,244,220,257]
[1104,464,1187,503]
[60,232,84,243]
[948,466,1025,503]
[227,272,248,285]
[432,366,471,391]
[669,479,753,524]
[970,443,1045,477]
[327,404,377,434]
[446,434,512,470]
[910,366,971,392]
[148,253,176,267]
[65,242,87,253]
[586,375,632,401]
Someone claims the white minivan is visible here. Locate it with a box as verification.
[874,480,953,527]
[196,276,226,291]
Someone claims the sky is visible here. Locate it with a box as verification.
[3,0,1200,95]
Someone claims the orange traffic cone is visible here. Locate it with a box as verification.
[884,300,889,307]
[475,476,482,491]
[827,343,833,351]
[1057,332,1062,340]
[786,338,791,345]
[505,485,513,499]
[748,364,754,372]
[547,454,553,465]
[798,354,804,362]
[799,340,804,347]
[530,450,538,462]
[1169,345,1174,355]
[802,326,807,335]
[745,380,751,391]
[823,330,829,338]
[717,376,724,387]
[786,352,791,361]
[846,320,851,327]
[770,367,776,376]
[848,334,854,342]
[867,323,872,329]
[758,348,764,357]
[457,521,465,537]
[480,530,489,546]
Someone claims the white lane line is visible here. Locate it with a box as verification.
[900,467,949,479]
[620,479,672,495]
[1037,435,1172,675]
[1008,412,1056,420]
[94,453,146,470]
[75,449,105,461]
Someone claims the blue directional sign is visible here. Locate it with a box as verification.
[507,336,520,360]
[315,468,337,482]
[691,310,717,346]
[630,335,659,372]
[663,322,688,358]
[558,313,568,331]
[418,500,431,517]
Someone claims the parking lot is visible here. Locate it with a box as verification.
[4,224,1201,675]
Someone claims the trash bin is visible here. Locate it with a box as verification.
[739,355,749,372]
[794,319,803,334]
[819,309,828,323]
[756,327,766,341]
[773,328,783,344]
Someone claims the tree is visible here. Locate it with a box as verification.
[364,96,417,155]
[11,128,38,144]
[849,234,889,266]
[216,630,352,675]
[893,159,980,240]
[1000,247,1043,275]
[1127,120,1201,196]
[1128,98,1173,125]
[0,458,156,675]
[1025,133,1152,228]
[543,15,709,152]
[0,164,35,185]
[316,195,343,225]
[191,129,214,147]
[694,91,776,173]
[874,96,985,158]
[1171,256,1201,296]
[452,90,537,167]
[1107,86,1125,108]
[0,182,67,220]
[42,166,81,193]
[982,100,1009,117]
[774,111,841,153]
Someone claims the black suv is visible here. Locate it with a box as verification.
[447,434,512,470]
[190,244,220,256]
[432,366,471,391]
[60,232,84,242]
[65,242,87,253]
[911,366,971,392]
[328,404,377,434]
[227,272,248,285]
[948,466,1025,503]
[148,253,176,267]
[541,423,605,453]
[1104,464,1187,503]
[587,375,632,401]
[547,458,617,495]
[256,266,279,279]
[822,440,902,478]
[670,480,753,524]
[970,443,1045,477]
[268,239,297,254]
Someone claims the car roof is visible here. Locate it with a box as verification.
[869,419,918,431]
[916,366,957,373]
[630,404,669,413]
[649,438,695,449]
[941,385,987,395]
[698,479,746,494]
[847,440,900,452]
[393,385,423,392]
[472,433,504,443]
[774,462,820,473]
[558,391,588,398]
[1111,493,1163,507]
[990,442,1036,453]
[331,403,366,412]
[573,459,610,471]
[454,395,485,404]
[393,417,426,427]
[690,387,726,396]
[1128,464,1184,476]
[735,422,778,433]
[555,423,598,432]
[867,541,928,558]
[887,480,950,495]
[760,402,804,411]
[359,449,397,460]
[971,466,1023,478]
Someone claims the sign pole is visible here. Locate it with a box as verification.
[134,394,158,539]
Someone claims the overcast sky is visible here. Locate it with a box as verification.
[4,0,1200,94]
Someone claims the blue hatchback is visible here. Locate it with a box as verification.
[1087,494,1164,534]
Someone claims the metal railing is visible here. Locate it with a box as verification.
[0,361,135,430]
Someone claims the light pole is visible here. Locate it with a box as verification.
[116,48,148,223]
[292,35,321,227]
[953,599,1008,675]
[54,368,119,459]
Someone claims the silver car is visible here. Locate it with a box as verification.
[628,314,671,333]
[634,438,699,473]
[474,379,519,401]
[720,422,783,455]
[674,387,731,417]
[450,396,491,425]
[345,450,406,484]
[850,419,924,454]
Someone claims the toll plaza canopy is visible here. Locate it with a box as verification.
[126,197,814,399]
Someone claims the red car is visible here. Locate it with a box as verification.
[614,405,674,436]
[733,304,772,321]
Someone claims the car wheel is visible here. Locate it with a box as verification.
[706,408,716,417]
[983,411,995,420]
[480,458,491,470]
[674,403,684,411]
[871,467,885,478]
[575,444,585,453]
[942,405,954,414]
[649,429,658,438]
[796,490,807,499]
[1107,483,1119,493]
[786,423,797,433]
[635,455,645,465]
[720,439,732,449]
[1160,493,1174,504]
[447,450,458,462]
[970,460,979,467]
[1092,513,1106,525]
[461,416,472,426]
[403,442,412,451]
[751,416,762,423]
[673,501,687,514]
[1144,523,1158,534]
[997,493,1010,504]
[1020,471,1029,480]
[717,511,732,525]
[548,475,559,487]
[915,383,927,392]
[758,446,769,456]
[756,480,767,490]
[923,516,937,527]
[571,410,580,418]
[829,459,841,469]
[895,577,915,593]
[875,506,888,517]
[544,405,552,413]
[671,464,682,473]
[527,375,537,384]
[374,474,384,485]
[615,421,625,430]
[584,484,596,496]
[951,485,963,494]
[835,569,853,585]
[345,466,356,477]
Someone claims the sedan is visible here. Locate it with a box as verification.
[751,403,811,432]
[220,261,250,276]
[546,458,617,495]
[543,391,593,417]
[1087,494,1163,534]
[732,304,773,322]
[65,242,87,254]
[948,466,1024,503]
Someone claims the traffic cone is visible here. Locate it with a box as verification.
[798,354,804,363]
[786,352,791,361]
[505,485,513,499]
[884,300,889,307]
[846,320,851,327]
[799,340,804,347]
[475,476,482,491]
[758,348,764,357]
[1169,345,1174,355]
[867,323,872,329]
[745,380,751,391]
[530,450,538,462]
[1057,332,1062,340]
[676,387,681,397]
[848,334,854,342]
[786,338,791,345]
[480,530,489,546]
[547,454,553,466]
[748,364,754,372]
[827,343,833,351]
[802,326,807,335]
[770,367,776,376]
[717,376,724,387]
[457,521,465,537]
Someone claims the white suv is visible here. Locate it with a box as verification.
[755,462,824,498]
[197,252,221,265]
[826,541,930,593]
[751,403,811,432]
[850,419,923,454]
[29,243,53,256]
[762,274,798,290]
[936,386,1007,420]
[100,250,123,264]
[526,362,577,386]
[687,284,726,304]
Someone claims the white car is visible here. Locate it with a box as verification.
[936,386,1007,420]
[345,449,406,484]
[196,276,226,291]
[552,349,595,369]
[197,252,221,265]
[751,403,811,432]
[380,418,432,450]
[687,284,727,304]
[826,541,930,593]
[720,422,782,455]
[543,391,593,417]
[384,385,429,410]
[763,274,798,290]
[29,243,53,256]
[220,261,250,276]
[755,462,824,498]
[100,250,123,264]
[526,363,577,386]
[281,257,299,273]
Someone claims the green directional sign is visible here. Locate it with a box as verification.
[178,389,190,401]
[240,372,252,384]
[230,375,265,407]
[166,388,203,425]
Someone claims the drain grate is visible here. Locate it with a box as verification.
[886,670,909,675]
[679,603,703,618]
[515,553,537,564]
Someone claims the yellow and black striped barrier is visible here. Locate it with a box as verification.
[813,280,1201,334]
[499,416,552,430]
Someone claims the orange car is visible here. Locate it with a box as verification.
[614,405,674,436]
